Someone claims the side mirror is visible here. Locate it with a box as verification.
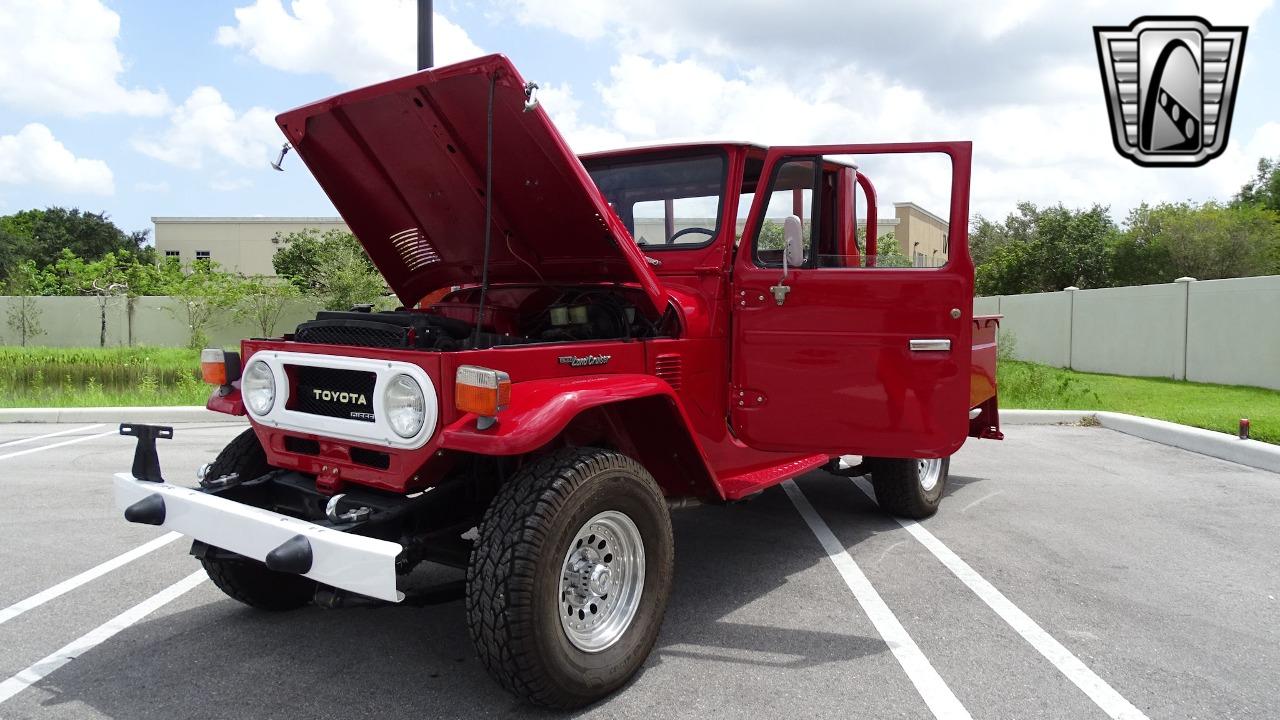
[783,214,804,272]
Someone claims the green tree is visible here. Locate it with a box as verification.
[166,262,243,349]
[235,276,302,337]
[272,228,389,310]
[973,202,1116,295]
[1234,157,1280,213]
[0,207,150,273]
[1111,201,1280,285]
[869,231,912,267]
[5,261,44,346]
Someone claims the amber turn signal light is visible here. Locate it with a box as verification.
[200,348,241,386]
[455,365,511,418]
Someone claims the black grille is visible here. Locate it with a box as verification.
[294,320,410,349]
[290,366,377,422]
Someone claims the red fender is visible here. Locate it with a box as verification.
[207,388,246,415]
[438,374,720,497]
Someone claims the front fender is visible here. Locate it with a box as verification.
[438,374,692,457]
[207,388,246,415]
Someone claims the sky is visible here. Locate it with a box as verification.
[1,0,1278,239]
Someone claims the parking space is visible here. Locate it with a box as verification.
[1,422,1277,718]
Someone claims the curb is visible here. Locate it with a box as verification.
[0,406,246,424]
[1002,409,1280,474]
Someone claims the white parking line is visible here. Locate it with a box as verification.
[783,480,972,720]
[0,424,106,450]
[851,477,1151,720]
[0,429,117,462]
[0,532,183,626]
[0,569,207,706]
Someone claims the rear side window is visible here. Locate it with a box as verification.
[752,157,819,268]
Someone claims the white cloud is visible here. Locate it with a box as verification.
[217,0,484,86]
[0,0,168,116]
[537,83,627,152]
[506,0,1277,221]
[210,176,255,192]
[0,124,114,195]
[548,52,1280,222]
[509,0,1272,108]
[133,87,279,170]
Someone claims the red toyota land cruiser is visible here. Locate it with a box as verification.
[114,54,1001,709]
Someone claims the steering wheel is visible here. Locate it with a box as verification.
[667,227,715,244]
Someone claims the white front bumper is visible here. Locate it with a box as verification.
[113,473,403,602]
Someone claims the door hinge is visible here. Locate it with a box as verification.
[730,387,767,408]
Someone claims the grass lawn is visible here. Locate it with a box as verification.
[0,347,208,407]
[998,360,1280,445]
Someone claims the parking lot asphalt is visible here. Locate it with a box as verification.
[0,421,1277,719]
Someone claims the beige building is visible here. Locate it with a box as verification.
[890,202,949,268]
[153,217,349,276]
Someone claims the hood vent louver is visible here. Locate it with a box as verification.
[389,227,441,271]
[655,353,682,390]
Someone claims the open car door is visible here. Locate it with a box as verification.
[730,142,974,458]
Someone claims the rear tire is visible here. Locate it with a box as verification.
[198,428,316,611]
[466,447,674,709]
[870,457,949,519]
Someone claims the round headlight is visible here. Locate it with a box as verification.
[384,374,425,438]
[241,360,276,415]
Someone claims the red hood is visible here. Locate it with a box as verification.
[275,54,667,315]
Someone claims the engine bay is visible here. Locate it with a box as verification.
[290,285,667,352]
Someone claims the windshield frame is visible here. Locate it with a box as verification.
[583,148,730,253]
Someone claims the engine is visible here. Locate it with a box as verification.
[290,287,660,351]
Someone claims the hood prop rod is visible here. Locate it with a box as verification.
[473,72,497,349]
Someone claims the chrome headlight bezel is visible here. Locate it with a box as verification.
[241,359,276,416]
[383,373,426,438]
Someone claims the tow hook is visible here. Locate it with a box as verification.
[325,493,373,523]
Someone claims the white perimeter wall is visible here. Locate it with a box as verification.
[976,276,1280,390]
[0,296,320,349]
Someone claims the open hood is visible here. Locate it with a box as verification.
[275,54,667,316]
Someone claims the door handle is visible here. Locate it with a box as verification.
[909,339,951,352]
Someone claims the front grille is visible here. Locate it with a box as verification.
[290,365,377,422]
[294,320,410,349]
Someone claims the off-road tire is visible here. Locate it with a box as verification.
[198,428,316,611]
[870,457,950,520]
[466,447,674,709]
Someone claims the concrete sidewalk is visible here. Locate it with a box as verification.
[1002,409,1280,474]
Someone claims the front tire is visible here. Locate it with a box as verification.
[198,428,316,611]
[870,457,950,519]
[466,448,674,709]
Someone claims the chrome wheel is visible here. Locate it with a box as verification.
[558,510,645,653]
[918,458,943,492]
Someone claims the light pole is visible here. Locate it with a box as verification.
[418,0,433,70]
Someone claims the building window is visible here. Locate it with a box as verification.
[165,250,180,257]
[195,250,211,260]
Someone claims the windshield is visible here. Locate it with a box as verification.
[584,152,727,249]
